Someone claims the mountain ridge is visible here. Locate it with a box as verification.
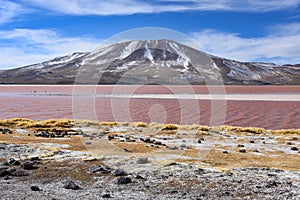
[0,39,299,85]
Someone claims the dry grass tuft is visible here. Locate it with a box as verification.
[162,124,179,131]
[198,126,210,132]
[0,118,73,128]
[133,122,148,127]
[99,122,118,127]
[270,129,300,135]
[219,126,266,134]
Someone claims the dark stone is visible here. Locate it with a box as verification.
[287,142,292,145]
[239,149,247,153]
[135,175,145,180]
[3,129,13,134]
[111,169,127,176]
[31,186,41,191]
[250,140,255,143]
[87,165,110,174]
[102,194,112,198]
[222,150,229,154]
[63,180,81,190]
[30,157,40,161]
[21,161,38,170]
[291,147,299,151]
[10,170,29,177]
[137,157,149,164]
[144,138,151,143]
[117,177,132,184]
[8,158,21,166]
[266,181,279,188]
[0,166,9,177]
[99,132,107,137]
[237,144,245,147]
[6,167,16,174]
[108,135,114,140]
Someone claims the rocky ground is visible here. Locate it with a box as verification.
[0,119,299,199]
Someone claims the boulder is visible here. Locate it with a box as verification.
[63,180,81,190]
[117,177,132,184]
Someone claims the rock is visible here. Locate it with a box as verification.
[10,170,29,177]
[250,140,255,143]
[137,157,149,164]
[237,144,245,147]
[29,157,40,161]
[30,186,41,191]
[117,177,132,184]
[108,136,114,140]
[102,194,112,198]
[222,150,229,154]
[0,166,9,177]
[99,132,107,137]
[8,158,21,166]
[291,147,299,151]
[6,167,16,174]
[21,161,38,170]
[239,149,247,153]
[63,180,81,190]
[111,169,127,176]
[180,144,187,149]
[167,146,178,150]
[87,165,111,174]
[286,142,292,145]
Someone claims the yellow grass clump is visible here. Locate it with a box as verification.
[270,129,300,135]
[0,118,34,126]
[133,122,148,127]
[0,118,74,128]
[25,119,73,128]
[162,124,179,131]
[198,126,210,132]
[99,122,118,127]
[219,126,266,134]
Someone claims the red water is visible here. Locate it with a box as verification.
[0,85,299,129]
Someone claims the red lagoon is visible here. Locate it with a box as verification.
[0,85,299,130]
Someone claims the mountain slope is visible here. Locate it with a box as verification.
[0,39,299,85]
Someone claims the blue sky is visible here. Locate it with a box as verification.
[0,0,300,69]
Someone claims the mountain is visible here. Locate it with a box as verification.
[0,39,299,85]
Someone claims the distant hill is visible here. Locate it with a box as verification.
[0,39,299,85]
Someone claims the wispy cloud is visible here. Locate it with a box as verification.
[191,23,300,64]
[0,29,100,69]
[23,0,300,16]
[0,0,27,24]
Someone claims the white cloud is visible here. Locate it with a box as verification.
[0,29,100,69]
[0,0,27,24]
[23,0,300,15]
[191,24,300,64]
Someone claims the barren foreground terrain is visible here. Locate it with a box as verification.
[0,119,299,199]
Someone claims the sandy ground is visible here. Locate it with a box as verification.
[0,119,299,199]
